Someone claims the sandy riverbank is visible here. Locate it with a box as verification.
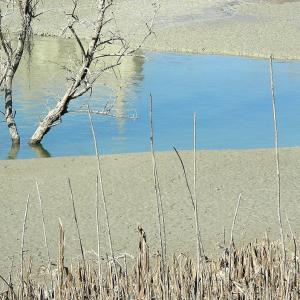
[2,0,299,59]
[1,148,300,276]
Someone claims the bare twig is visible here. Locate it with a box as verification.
[68,25,86,58]
[69,107,138,120]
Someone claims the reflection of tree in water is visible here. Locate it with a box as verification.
[11,37,145,155]
[7,143,20,160]
[30,144,51,158]
[16,37,145,123]
[7,143,51,159]
[132,54,145,80]
[16,37,79,101]
[112,53,145,131]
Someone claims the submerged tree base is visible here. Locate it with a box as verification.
[1,227,299,299]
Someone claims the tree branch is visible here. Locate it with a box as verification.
[68,24,86,57]
[0,11,11,62]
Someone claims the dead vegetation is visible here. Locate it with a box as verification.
[0,226,299,299]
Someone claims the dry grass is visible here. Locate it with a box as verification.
[0,227,299,299]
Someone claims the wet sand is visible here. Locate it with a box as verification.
[1,148,300,275]
[18,0,300,59]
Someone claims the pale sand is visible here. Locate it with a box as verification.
[1,148,300,275]
[17,0,300,59]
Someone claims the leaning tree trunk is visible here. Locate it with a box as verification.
[28,92,72,145]
[29,40,97,145]
[28,0,114,145]
[4,70,20,144]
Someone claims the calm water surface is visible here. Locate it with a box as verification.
[1,37,300,159]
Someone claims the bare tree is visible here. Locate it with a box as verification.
[0,0,40,144]
[29,0,155,145]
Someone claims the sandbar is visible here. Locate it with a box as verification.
[23,0,300,59]
[1,148,299,275]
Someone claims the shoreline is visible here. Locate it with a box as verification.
[33,33,300,61]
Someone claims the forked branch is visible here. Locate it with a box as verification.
[29,0,157,145]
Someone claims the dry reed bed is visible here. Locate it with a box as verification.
[1,226,299,299]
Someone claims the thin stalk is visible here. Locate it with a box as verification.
[149,94,168,299]
[228,193,242,291]
[58,218,65,300]
[0,274,17,299]
[67,178,86,269]
[193,113,205,299]
[173,147,195,210]
[87,105,119,297]
[269,55,286,266]
[96,175,103,299]
[149,94,166,266]
[36,181,54,291]
[8,256,15,299]
[193,113,204,259]
[21,194,30,300]
[286,214,297,288]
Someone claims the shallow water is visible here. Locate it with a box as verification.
[0,37,300,159]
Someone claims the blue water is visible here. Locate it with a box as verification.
[1,47,300,159]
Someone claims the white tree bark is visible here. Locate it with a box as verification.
[0,0,38,144]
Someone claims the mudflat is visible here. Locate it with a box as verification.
[19,0,300,59]
[1,148,299,275]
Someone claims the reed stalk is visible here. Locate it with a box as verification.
[35,181,54,291]
[193,113,205,260]
[1,227,297,299]
[87,105,119,297]
[67,178,86,269]
[228,193,242,292]
[149,95,166,265]
[58,218,65,300]
[173,147,195,209]
[286,214,297,288]
[20,194,30,300]
[269,55,286,266]
[95,175,103,299]
[149,94,167,297]
[193,113,205,299]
